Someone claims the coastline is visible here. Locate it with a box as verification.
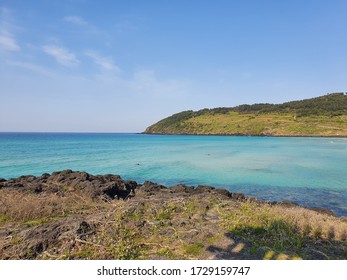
[1,133,346,216]
[0,170,339,217]
[141,132,347,138]
[1,131,347,138]
[1,170,346,260]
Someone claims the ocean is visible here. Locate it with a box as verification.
[0,133,346,216]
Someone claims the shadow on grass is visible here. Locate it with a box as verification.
[207,233,265,260]
[207,221,347,260]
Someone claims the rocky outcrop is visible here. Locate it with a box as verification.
[0,170,137,200]
[1,170,345,260]
[0,170,337,216]
[0,170,239,201]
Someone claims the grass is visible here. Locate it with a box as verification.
[0,189,98,225]
[219,202,347,259]
[184,242,204,256]
[0,215,10,226]
[0,188,346,260]
[23,217,57,227]
[147,112,347,136]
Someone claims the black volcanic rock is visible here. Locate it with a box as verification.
[213,188,232,198]
[1,170,344,261]
[139,181,167,192]
[231,193,246,200]
[0,170,137,200]
[0,170,337,217]
[170,184,195,193]
[196,185,215,193]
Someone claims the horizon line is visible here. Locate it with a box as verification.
[0,131,141,134]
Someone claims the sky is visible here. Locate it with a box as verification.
[0,0,346,132]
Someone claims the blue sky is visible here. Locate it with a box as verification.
[0,0,346,132]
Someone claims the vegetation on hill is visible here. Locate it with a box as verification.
[144,93,347,136]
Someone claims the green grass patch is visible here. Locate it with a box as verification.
[156,248,177,259]
[146,109,347,136]
[0,214,10,225]
[221,202,305,256]
[184,242,204,256]
[23,217,57,227]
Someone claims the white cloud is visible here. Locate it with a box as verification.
[84,50,120,71]
[43,45,79,67]
[62,15,99,34]
[0,32,20,51]
[6,60,53,76]
[0,7,20,51]
[63,16,88,26]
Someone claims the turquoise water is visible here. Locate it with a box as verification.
[0,133,346,216]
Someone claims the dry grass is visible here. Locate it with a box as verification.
[220,201,347,243]
[0,189,98,225]
[51,197,220,260]
[1,189,346,260]
[218,201,347,259]
[270,205,347,241]
[56,204,143,260]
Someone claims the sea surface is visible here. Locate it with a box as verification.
[0,133,346,216]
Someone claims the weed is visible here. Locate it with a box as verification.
[156,248,176,259]
[156,209,172,221]
[221,202,304,255]
[0,214,10,225]
[313,227,323,239]
[23,218,52,227]
[184,242,204,256]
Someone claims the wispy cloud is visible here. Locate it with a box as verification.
[0,7,20,51]
[63,15,99,34]
[0,32,20,51]
[63,15,88,26]
[6,60,53,76]
[42,45,79,67]
[84,50,119,71]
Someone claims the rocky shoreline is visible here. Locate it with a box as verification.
[0,170,337,216]
[0,170,346,260]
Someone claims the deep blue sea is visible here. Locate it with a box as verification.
[0,133,346,216]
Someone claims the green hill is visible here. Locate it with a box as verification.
[144,93,347,136]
